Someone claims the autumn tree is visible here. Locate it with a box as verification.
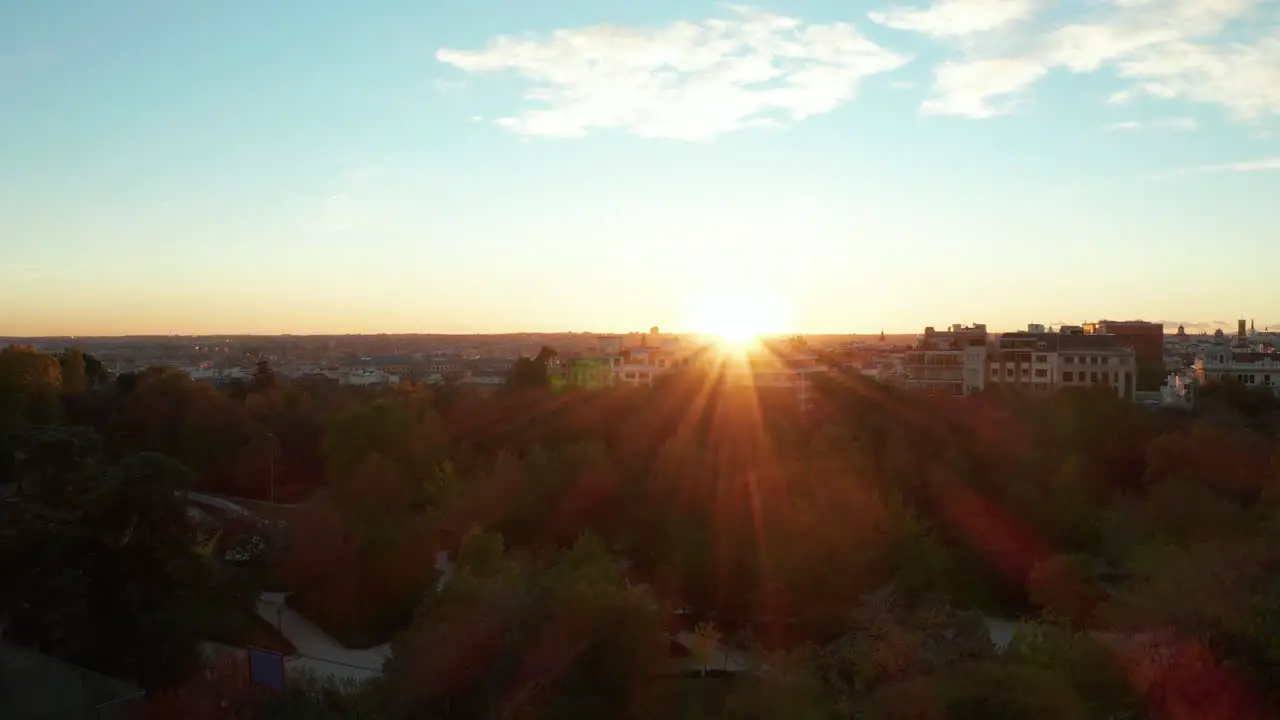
[386,531,667,719]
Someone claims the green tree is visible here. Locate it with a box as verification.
[56,347,89,393]
[0,345,62,426]
[386,532,667,719]
[0,436,246,689]
[248,359,279,396]
[689,621,721,676]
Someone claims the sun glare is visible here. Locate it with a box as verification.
[688,286,789,348]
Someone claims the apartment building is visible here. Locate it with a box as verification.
[720,352,831,411]
[1195,348,1280,395]
[988,328,1137,400]
[614,345,689,387]
[903,324,989,396]
[1086,320,1164,390]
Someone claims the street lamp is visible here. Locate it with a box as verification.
[266,432,276,504]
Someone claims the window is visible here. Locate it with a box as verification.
[1034,368,1048,378]
[1089,356,1099,365]
[1101,356,1110,365]
[1063,371,1074,382]
[1265,375,1274,386]
[624,372,636,380]
[990,367,998,376]
[1006,368,1014,377]
[1064,356,1075,364]
[1090,372,1098,383]
[1021,367,1030,375]
[1034,354,1048,363]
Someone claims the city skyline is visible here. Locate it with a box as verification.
[3,0,1278,337]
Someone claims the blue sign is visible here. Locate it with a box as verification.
[248,647,285,691]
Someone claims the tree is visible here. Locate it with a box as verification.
[249,359,279,396]
[689,621,721,676]
[56,347,89,393]
[0,345,62,426]
[386,532,667,719]
[0,437,249,689]
[506,346,558,390]
[1026,554,1106,628]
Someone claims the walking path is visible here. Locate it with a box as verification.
[255,593,391,683]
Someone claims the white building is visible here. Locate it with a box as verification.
[1195,348,1280,395]
[989,328,1137,400]
[903,324,989,396]
[339,369,400,386]
[722,353,832,410]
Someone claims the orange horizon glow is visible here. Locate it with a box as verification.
[686,285,790,351]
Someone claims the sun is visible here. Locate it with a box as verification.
[688,286,789,348]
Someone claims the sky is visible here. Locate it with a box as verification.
[2,0,1278,336]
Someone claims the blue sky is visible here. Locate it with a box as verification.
[2,0,1278,336]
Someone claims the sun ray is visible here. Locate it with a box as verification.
[686,285,790,352]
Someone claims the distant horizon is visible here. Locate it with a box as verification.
[3,320,1274,342]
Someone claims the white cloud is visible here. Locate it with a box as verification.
[1106,120,1143,131]
[1107,116,1199,132]
[895,0,1278,120]
[1157,116,1198,130]
[868,0,1041,38]
[435,6,911,140]
[1179,156,1280,173]
[922,56,1046,117]
[1116,37,1280,119]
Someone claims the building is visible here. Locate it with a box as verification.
[903,324,989,396]
[614,345,689,387]
[1195,347,1280,395]
[721,351,832,411]
[990,327,1137,400]
[1089,320,1164,391]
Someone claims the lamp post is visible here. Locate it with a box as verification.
[267,432,276,504]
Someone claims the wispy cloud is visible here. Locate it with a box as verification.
[1107,89,1134,105]
[869,0,1042,39]
[1158,116,1198,131]
[1176,156,1280,174]
[923,57,1046,117]
[435,5,910,140]
[884,0,1279,121]
[1105,116,1198,132]
[1106,120,1143,132]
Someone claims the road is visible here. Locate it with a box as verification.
[256,593,391,683]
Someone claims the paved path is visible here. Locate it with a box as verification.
[256,593,391,683]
